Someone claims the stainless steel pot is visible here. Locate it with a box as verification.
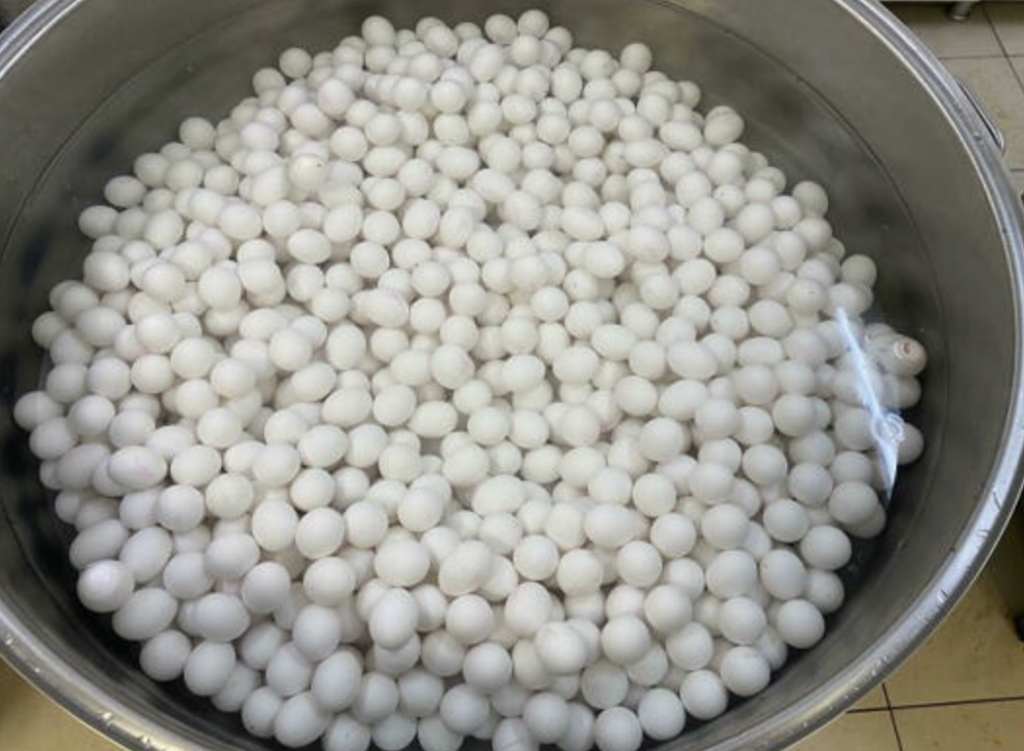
[0,1,1022,750]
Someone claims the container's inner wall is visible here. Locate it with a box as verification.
[0,1,1008,750]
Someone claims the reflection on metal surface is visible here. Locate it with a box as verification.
[835,308,899,494]
[958,79,1006,153]
[0,0,32,27]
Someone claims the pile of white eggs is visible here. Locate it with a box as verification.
[14,9,928,751]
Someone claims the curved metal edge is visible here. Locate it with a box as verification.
[718,2,1024,749]
[0,0,76,76]
[0,612,197,751]
[0,7,241,749]
[957,78,1006,154]
[0,2,1022,751]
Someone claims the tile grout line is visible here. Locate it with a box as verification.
[981,3,1008,57]
[882,683,893,711]
[886,694,1024,712]
[939,52,1021,60]
[1007,54,1024,97]
[888,709,904,751]
[983,2,1024,96]
[882,685,905,751]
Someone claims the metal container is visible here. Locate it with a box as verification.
[0,1,1022,749]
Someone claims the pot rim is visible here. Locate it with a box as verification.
[0,1,1022,750]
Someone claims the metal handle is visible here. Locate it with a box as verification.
[958,79,1006,154]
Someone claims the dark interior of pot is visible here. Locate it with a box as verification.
[0,1,1018,750]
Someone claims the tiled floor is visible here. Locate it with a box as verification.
[3,3,1024,751]
[893,2,1024,191]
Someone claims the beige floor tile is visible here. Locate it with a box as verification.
[851,685,889,712]
[987,2,1024,56]
[0,659,122,750]
[885,523,1024,707]
[945,57,1024,168]
[790,711,900,751]
[891,3,1001,58]
[895,700,1024,751]
[1011,169,1024,193]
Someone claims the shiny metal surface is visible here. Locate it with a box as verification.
[0,1,1022,750]
[0,0,32,25]
[957,79,1006,153]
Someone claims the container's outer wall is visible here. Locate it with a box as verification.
[0,1,1015,751]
